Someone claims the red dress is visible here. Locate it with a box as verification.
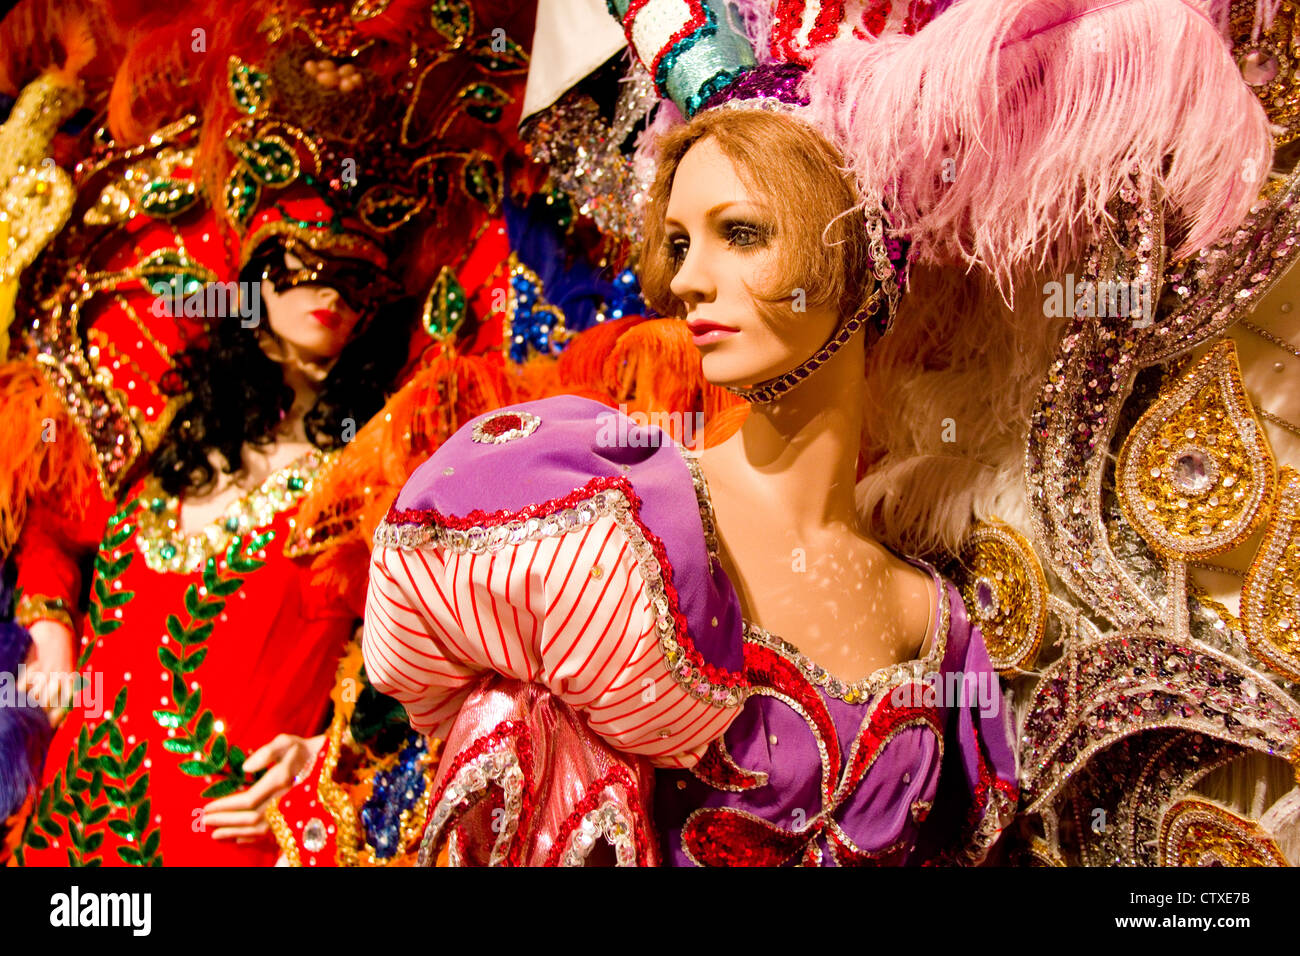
[21,451,354,866]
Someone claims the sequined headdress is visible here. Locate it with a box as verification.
[612,0,1273,297]
[606,0,921,328]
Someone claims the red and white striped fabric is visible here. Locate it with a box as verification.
[363,512,738,768]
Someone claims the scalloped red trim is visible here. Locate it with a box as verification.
[385,474,747,693]
[744,641,843,803]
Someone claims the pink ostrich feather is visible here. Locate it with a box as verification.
[804,0,1274,294]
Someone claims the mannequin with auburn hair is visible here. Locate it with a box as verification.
[360,0,1272,867]
[362,104,1021,867]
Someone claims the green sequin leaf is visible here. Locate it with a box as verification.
[421,267,468,341]
[177,760,210,777]
[203,564,243,596]
[117,846,143,866]
[228,57,267,115]
[229,136,297,187]
[140,179,199,219]
[152,710,182,729]
[199,777,243,799]
[127,774,149,806]
[103,785,128,808]
[103,522,134,550]
[25,831,48,850]
[112,687,128,719]
[185,622,214,647]
[182,688,201,722]
[184,584,224,621]
[195,711,214,744]
[161,738,194,755]
[142,830,161,858]
[457,82,511,125]
[123,743,146,777]
[165,615,187,645]
[107,819,134,840]
[224,168,261,228]
[430,0,473,48]
[461,155,501,212]
[83,831,105,853]
[85,805,110,826]
[180,648,209,673]
[107,724,124,758]
[157,646,180,671]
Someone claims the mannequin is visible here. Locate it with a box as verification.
[361,106,1017,867]
[647,119,935,697]
[18,204,413,866]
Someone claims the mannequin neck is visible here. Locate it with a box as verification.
[705,327,868,536]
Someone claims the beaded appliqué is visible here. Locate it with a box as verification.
[1117,340,1276,560]
[135,449,327,572]
[955,520,1048,673]
[470,409,541,444]
[1019,629,1300,813]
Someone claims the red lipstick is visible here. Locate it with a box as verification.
[686,319,739,347]
[310,308,342,330]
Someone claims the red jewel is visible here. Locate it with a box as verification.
[481,413,523,437]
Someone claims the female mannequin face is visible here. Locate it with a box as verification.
[664,137,841,388]
[259,249,364,365]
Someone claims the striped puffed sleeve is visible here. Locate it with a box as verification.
[362,396,747,769]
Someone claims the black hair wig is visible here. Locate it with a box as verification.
[151,244,413,496]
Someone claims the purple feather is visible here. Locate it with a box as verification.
[0,570,53,821]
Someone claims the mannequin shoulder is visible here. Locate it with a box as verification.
[389,395,693,522]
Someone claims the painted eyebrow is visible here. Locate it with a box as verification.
[664,200,770,229]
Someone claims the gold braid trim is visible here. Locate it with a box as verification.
[15,593,73,631]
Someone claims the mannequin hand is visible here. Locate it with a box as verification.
[21,620,76,725]
[200,733,325,842]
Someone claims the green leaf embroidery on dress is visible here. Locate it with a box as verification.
[153,534,270,800]
[20,501,160,867]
